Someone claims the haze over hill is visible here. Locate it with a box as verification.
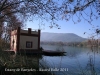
[40,32,87,42]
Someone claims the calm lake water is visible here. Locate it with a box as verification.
[40,44,100,75]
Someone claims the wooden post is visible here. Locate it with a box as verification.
[28,28,31,34]
[10,31,12,50]
[16,27,20,52]
[38,30,40,50]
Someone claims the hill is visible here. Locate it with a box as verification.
[40,32,87,42]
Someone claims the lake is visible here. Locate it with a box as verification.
[40,44,100,75]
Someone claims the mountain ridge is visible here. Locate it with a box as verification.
[40,32,87,42]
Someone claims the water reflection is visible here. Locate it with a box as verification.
[85,47,100,75]
[2,45,100,75]
[40,44,100,75]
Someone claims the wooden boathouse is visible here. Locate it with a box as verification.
[10,27,41,54]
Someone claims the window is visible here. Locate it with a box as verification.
[26,41,32,48]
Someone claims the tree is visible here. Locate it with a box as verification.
[0,7,24,39]
[0,0,100,38]
[1,0,99,26]
[0,0,26,39]
[0,0,60,22]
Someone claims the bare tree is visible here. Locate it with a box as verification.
[0,0,99,25]
[61,0,100,24]
[0,0,100,30]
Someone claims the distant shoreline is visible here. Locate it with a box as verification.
[40,41,100,48]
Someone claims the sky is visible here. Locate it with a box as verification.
[25,1,100,38]
[26,18,99,38]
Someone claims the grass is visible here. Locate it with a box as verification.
[0,46,54,75]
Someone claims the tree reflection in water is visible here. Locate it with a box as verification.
[85,47,100,75]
